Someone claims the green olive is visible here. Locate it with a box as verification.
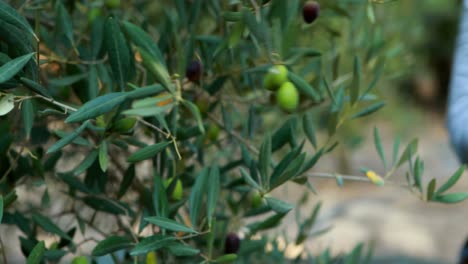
[263,65,288,90]
[87,8,101,24]
[276,82,299,112]
[251,190,263,208]
[71,256,89,264]
[164,178,183,201]
[207,124,220,141]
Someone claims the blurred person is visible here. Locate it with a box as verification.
[447,1,468,264]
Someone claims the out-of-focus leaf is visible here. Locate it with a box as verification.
[32,213,71,240]
[104,17,130,91]
[426,179,436,201]
[26,241,45,264]
[397,139,418,167]
[350,56,361,105]
[83,196,131,215]
[0,1,37,39]
[19,78,51,98]
[207,166,220,226]
[265,197,293,213]
[373,127,386,170]
[258,134,271,189]
[434,192,468,204]
[22,99,34,139]
[118,164,135,198]
[92,236,134,256]
[166,242,200,256]
[303,112,317,149]
[122,21,164,64]
[99,140,108,172]
[127,141,170,163]
[66,93,127,123]
[47,121,89,153]
[0,52,35,83]
[189,167,209,227]
[436,165,465,195]
[144,216,197,233]
[182,100,205,134]
[350,102,385,119]
[130,235,176,256]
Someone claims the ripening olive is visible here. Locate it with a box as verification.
[276,82,299,112]
[224,232,241,254]
[263,65,288,90]
[87,7,101,23]
[303,1,320,24]
[186,60,203,82]
[164,178,183,201]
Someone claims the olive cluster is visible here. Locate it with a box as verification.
[263,65,299,112]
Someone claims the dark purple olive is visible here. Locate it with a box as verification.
[303,1,320,24]
[186,60,203,82]
[224,232,241,254]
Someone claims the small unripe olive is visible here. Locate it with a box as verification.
[186,60,203,82]
[87,8,101,23]
[164,178,183,201]
[207,124,220,141]
[105,0,120,9]
[251,190,263,208]
[146,251,157,264]
[276,82,299,112]
[224,232,241,254]
[263,65,288,90]
[303,1,320,24]
[71,256,89,264]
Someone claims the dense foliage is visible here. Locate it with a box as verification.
[0,0,465,263]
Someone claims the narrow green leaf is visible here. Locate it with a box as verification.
[436,165,465,195]
[288,71,320,102]
[26,241,45,264]
[118,164,135,198]
[182,100,205,134]
[19,77,51,98]
[66,92,127,123]
[247,213,287,234]
[83,196,130,215]
[207,166,220,226]
[73,149,99,176]
[153,174,169,217]
[47,121,89,153]
[426,179,436,201]
[104,17,130,91]
[32,213,72,240]
[99,141,109,172]
[0,52,35,83]
[265,197,293,214]
[126,84,165,100]
[48,73,87,87]
[434,192,468,204]
[258,134,272,189]
[0,1,38,40]
[240,167,260,190]
[92,236,134,256]
[296,202,322,245]
[392,135,401,166]
[350,56,361,105]
[350,102,385,119]
[303,112,317,149]
[373,127,386,170]
[269,153,306,191]
[189,168,209,227]
[22,99,34,139]
[130,235,176,256]
[166,242,200,256]
[397,139,418,167]
[138,48,173,93]
[413,157,423,193]
[122,21,164,64]
[145,216,197,233]
[127,141,170,163]
[55,2,75,47]
[123,104,173,117]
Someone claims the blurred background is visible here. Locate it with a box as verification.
[271,0,468,263]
